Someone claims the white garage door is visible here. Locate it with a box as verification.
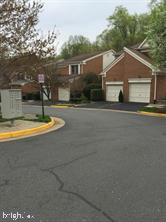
[106,84,123,102]
[129,83,150,103]
[58,87,70,101]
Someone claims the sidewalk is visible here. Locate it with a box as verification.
[0,120,45,133]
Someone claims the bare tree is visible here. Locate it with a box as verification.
[0,0,57,92]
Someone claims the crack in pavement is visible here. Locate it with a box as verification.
[43,151,97,171]
[6,151,116,221]
[41,169,116,222]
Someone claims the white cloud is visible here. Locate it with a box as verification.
[38,0,149,53]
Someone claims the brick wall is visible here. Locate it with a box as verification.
[83,55,103,75]
[51,85,58,102]
[22,82,40,93]
[103,52,155,102]
[57,66,69,75]
[157,75,166,100]
[124,53,152,102]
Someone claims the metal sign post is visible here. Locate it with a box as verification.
[38,74,45,119]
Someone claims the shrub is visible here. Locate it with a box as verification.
[70,91,82,99]
[139,107,158,113]
[34,93,40,100]
[25,92,40,100]
[118,90,124,103]
[36,114,51,123]
[70,97,82,103]
[82,72,101,85]
[80,94,88,103]
[91,89,104,101]
[83,83,101,100]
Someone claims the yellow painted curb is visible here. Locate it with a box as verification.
[139,111,166,117]
[0,118,55,140]
[51,105,71,108]
[56,104,73,106]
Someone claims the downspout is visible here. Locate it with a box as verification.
[102,74,106,101]
[153,72,157,104]
[102,74,105,90]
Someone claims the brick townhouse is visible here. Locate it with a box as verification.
[101,39,166,103]
[51,50,115,102]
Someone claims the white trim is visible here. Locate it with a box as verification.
[106,81,123,85]
[102,76,104,89]
[83,49,115,63]
[69,65,71,75]
[100,53,125,75]
[100,46,159,77]
[128,78,151,83]
[124,47,153,70]
[152,69,165,75]
[69,64,81,75]
[78,64,81,74]
[138,38,148,49]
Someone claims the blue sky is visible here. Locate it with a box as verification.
[39,0,150,52]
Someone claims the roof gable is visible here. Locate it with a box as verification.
[124,47,153,69]
[138,38,149,49]
[101,47,155,75]
[101,53,124,75]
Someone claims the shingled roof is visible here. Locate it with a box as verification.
[128,47,153,65]
[56,50,117,68]
[56,52,102,67]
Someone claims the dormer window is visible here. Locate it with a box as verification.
[69,64,80,75]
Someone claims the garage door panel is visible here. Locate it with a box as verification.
[106,85,123,102]
[58,87,70,101]
[129,83,150,103]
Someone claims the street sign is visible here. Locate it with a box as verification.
[38,74,45,83]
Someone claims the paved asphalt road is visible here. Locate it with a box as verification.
[0,106,166,222]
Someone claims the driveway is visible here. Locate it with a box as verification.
[0,106,166,222]
[76,102,147,112]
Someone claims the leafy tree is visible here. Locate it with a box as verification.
[81,73,102,100]
[91,89,104,101]
[81,72,101,85]
[96,6,150,51]
[83,83,101,100]
[61,35,96,59]
[0,0,57,98]
[147,0,166,67]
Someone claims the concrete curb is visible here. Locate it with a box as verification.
[0,117,57,140]
[139,111,166,118]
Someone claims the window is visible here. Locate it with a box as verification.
[70,65,80,75]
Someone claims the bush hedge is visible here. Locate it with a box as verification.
[91,89,104,101]
[23,92,40,101]
[35,114,51,123]
[118,90,124,103]
[83,83,101,100]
